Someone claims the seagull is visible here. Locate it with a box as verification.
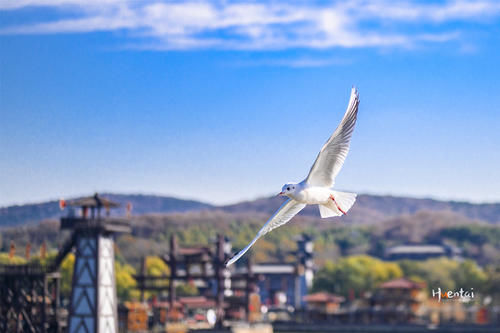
[226,87,360,266]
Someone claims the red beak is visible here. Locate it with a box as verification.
[277,192,284,196]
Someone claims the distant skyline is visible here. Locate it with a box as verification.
[1,0,500,207]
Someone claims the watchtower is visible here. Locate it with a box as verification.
[61,194,130,333]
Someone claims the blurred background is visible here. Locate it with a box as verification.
[1,1,499,332]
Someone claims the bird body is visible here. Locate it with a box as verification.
[287,183,334,204]
[281,182,356,217]
[226,87,360,266]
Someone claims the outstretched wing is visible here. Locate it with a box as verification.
[226,199,306,266]
[305,87,360,187]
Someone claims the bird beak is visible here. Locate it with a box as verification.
[277,192,284,196]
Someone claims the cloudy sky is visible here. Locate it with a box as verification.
[1,0,499,206]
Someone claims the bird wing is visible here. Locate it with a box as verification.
[226,199,306,266]
[305,87,360,188]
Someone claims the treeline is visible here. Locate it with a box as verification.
[2,251,499,306]
[2,214,500,267]
[312,255,500,300]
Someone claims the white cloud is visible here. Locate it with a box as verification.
[233,56,352,68]
[1,0,499,51]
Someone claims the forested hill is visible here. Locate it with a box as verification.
[219,194,500,224]
[1,192,499,228]
[0,194,213,227]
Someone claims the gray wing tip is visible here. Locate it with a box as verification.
[351,86,360,102]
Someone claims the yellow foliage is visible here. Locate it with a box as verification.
[313,255,403,296]
[60,253,75,296]
[0,252,27,265]
[146,256,169,276]
[116,261,137,301]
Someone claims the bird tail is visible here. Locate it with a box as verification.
[318,191,356,218]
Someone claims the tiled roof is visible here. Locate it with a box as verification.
[67,194,120,208]
[304,292,345,303]
[379,278,424,289]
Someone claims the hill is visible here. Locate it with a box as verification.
[220,194,500,224]
[2,207,499,266]
[1,192,499,228]
[0,194,213,227]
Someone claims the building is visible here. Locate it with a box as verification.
[304,292,345,320]
[368,277,426,324]
[234,234,314,310]
[385,244,462,261]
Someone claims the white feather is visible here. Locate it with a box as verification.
[226,199,306,266]
[306,87,360,188]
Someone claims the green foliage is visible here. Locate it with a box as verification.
[176,282,199,296]
[484,265,500,301]
[313,255,402,297]
[431,225,500,265]
[438,225,500,247]
[455,260,488,291]
[178,225,215,246]
[28,251,58,267]
[399,258,487,293]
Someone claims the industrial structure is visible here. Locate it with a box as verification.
[0,262,63,333]
[0,193,318,332]
[0,194,130,333]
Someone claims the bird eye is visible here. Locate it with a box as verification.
[287,187,290,191]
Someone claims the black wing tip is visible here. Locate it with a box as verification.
[225,252,238,265]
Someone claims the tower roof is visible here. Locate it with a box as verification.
[67,193,120,208]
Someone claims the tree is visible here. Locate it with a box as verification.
[454,260,487,292]
[146,256,169,276]
[313,255,402,297]
[0,252,27,265]
[399,257,487,294]
[176,281,199,296]
[60,253,75,297]
[400,257,458,291]
[116,261,139,301]
[484,265,500,305]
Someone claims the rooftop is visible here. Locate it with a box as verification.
[304,292,345,303]
[67,193,120,208]
[379,278,424,290]
[251,264,296,274]
[386,245,445,255]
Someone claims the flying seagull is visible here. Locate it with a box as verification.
[226,87,360,266]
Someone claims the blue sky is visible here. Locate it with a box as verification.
[1,0,499,207]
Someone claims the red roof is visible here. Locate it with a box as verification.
[179,296,216,308]
[379,278,424,289]
[304,292,345,303]
[151,301,182,308]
